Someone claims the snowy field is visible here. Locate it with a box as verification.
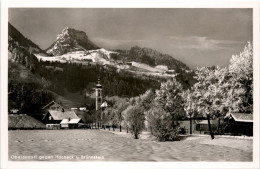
[9,130,252,161]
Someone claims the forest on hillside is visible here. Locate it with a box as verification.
[112,46,189,71]
[35,61,162,97]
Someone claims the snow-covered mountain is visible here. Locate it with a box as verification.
[46,27,99,56]
[43,27,189,72]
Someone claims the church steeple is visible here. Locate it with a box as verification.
[95,79,102,111]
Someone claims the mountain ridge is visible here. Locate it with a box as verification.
[113,46,190,71]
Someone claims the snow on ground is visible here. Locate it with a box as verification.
[35,49,176,78]
[155,65,168,71]
[131,62,164,73]
[9,130,252,161]
[35,48,117,65]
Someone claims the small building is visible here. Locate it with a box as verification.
[43,109,83,129]
[224,113,253,136]
[42,101,65,117]
[79,107,87,111]
[42,110,80,124]
[179,119,217,135]
[195,120,217,134]
[166,70,175,74]
[101,102,108,108]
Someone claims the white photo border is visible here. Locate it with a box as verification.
[1,0,259,169]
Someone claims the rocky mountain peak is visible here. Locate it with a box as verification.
[46,27,99,56]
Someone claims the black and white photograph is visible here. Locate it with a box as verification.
[1,0,260,168]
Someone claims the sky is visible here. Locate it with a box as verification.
[9,8,252,69]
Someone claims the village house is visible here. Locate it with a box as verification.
[42,109,80,123]
[175,119,218,135]
[224,113,253,136]
[42,101,65,117]
[79,107,87,111]
[42,109,82,129]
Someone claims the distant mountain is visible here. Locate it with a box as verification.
[46,27,99,56]
[114,46,189,72]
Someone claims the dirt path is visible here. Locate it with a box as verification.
[8,130,252,161]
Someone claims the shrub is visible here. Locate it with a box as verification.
[149,107,180,141]
[125,105,145,139]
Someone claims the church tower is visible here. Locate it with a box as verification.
[95,79,102,111]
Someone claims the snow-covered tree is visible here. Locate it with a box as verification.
[154,78,184,118]
[148,105,180,141]
[139,89,155,111]
[193,66,226,139]
[225,42,253,114]
[148,78,184,141]
[123,105,145,139]
[182,88,201,134]
[122,105,133,133]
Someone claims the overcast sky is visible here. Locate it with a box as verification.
[9,8,252,69]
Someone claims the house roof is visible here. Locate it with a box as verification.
[60,119,69,124]
[101,102,108,108]
[9,114,45,129]
[42,101,64,110]
[68,119,81,124]
[79,107,86,110]
[47,110,79,121]
[60,118,81,124]
[227,113,253,123]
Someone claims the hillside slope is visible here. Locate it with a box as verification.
[114,46,189,72]
[9,23,45,54]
